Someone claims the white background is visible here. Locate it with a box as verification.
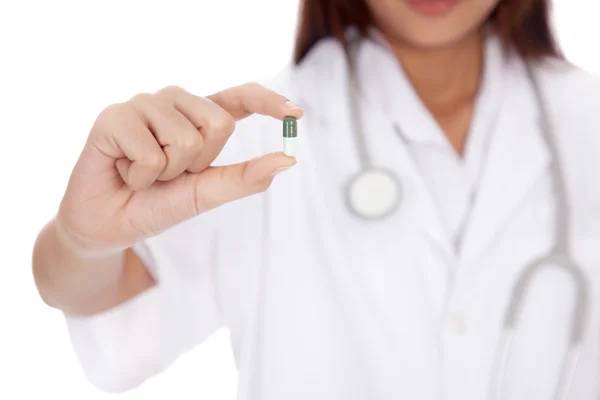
[0,0,598,399]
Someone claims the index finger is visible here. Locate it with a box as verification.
[206,82,304,121]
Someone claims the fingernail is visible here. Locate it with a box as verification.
[272,165,292,176]
[285,100,301,110]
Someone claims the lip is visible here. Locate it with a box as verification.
[407,0,460,16]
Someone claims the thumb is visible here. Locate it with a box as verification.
[188,152,296,214]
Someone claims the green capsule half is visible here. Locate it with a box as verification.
[283,116,297,138]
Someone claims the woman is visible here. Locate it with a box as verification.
[32,0,600,398]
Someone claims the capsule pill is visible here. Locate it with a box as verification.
[283,116,297,157]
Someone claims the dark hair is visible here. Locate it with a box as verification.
[293,0,563,64]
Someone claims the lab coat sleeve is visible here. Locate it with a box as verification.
[63,212,225,393]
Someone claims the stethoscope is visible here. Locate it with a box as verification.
[344,37,591,399]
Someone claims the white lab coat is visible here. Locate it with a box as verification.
[64,32,600,400]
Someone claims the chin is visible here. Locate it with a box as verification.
[403,34,465,49]
[386,22,484,51]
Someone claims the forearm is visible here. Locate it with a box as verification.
[32,218,155,316]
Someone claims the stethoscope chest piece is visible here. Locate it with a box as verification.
[346,167,402,220]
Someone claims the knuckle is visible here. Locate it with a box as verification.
[158,85,184,100]
[129,92,153,105]
[94,103,134,135]
[179,132,204,153]
[240,81,273,114]
[244,81,263,91]
[99,102,130,121]
[142,151,167,171]
[212,112,236,135]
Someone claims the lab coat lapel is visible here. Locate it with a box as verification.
[356,38,456,261]
[458,60,551,266]
[370,106,456,260]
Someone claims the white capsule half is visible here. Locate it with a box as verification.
[283,137,296,157]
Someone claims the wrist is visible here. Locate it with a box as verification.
[52,216,125,260]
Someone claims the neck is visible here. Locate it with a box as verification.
[388,30,485,115]
[383,30,486,155]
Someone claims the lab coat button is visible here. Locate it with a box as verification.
[450,312,466,335]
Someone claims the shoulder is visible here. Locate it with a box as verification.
[532,58,600,149]
[534,58,600,206]
[536,58,600,119]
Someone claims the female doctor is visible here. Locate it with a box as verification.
[32,0,600,399]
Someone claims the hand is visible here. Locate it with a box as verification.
[56,83,303,251]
